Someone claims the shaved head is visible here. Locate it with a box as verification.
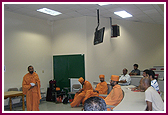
[142,77,151,87]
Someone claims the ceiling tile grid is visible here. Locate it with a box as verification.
[4,4,164,25]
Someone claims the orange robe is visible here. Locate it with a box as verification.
[95,81,108,95]
[82,90,99,104]
[82,81,108,104]
[104,84,123,110]
[70,81,93,107]
[22,72,41,111]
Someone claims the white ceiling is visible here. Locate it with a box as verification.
[4,3,164,25]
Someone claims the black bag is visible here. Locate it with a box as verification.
[63,97,69,104]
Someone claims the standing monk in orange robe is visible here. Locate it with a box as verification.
[82,75,108,104]
[70,77,93,107]
[22,65,41,111]
[104,75,123,111]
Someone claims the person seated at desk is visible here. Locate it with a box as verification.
[129,64,140,75]
[70,77,93,107]
[83,97,107,111]
[82,75,108,104]
[104,75,123,111]
[148,70,160,92]
[140,77,164,111]
[119,68,131,86]
[131,69,149,91]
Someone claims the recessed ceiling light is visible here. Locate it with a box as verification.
[98,3,110,6]
[114,10,132,18]
[37,8,62,16]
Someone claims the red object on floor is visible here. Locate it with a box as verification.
[57,97,60,102]
[59,98,62,102]
[56,97,62,102]
[69,99,73,102]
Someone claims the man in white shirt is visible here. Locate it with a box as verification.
[119,68,131,86]
[147,70,159,92]
[141,77,164,111]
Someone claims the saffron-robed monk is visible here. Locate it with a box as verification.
[70,77,93,107]
[22,65,41,111]
[82,75,108,104]
[104,75,123,111]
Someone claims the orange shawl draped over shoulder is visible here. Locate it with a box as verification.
[22,72,41,111]
[104,84,123,106]
[95,81,108,94]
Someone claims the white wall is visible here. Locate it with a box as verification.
[4,11,53,91]
[4,11,164,90]
[52,17,87,55]
[51,16,164,84]
[86,16,164,83]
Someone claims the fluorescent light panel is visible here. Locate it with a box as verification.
[114,10,132,18]
[98,3,110,6]
[37,8,62,16]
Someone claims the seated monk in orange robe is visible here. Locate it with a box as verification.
[104,75,123,111]
[22,65,41,111]
[82,75,108,104]
[70,77,93,107]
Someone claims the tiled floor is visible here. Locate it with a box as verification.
[4,101,83,111]
[4,92,164,111]
[38,101,83,111]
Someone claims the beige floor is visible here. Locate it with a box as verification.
[39,101,83,111]
[4,101,83,111]
[4,92,164,111]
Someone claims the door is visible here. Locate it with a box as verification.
[53,54,85,90]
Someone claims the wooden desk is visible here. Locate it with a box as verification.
[4,91,25,111]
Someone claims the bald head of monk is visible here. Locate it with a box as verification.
[141,77,151,91]
[99,75,105,82]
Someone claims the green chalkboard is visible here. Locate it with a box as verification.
[53,54,85,90]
